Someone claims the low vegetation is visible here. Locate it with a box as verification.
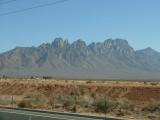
[142,100,160,113]
[0,96,13,105]
[18,92,48,108]
[15,90,160,120]
[0,79,160,120]
[94,97,117,113]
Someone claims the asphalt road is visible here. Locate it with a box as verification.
[0,108,123,120]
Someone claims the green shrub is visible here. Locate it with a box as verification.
[0,96,16,106]
[63,95,76,107]
[56,93,76,111]
[18,92,48,108]
[142,100,160,113]
[18,100,34,108]
[117,99,135,112]
[77,95,93,108]
[94,97,116,113]
[0,97,11,105]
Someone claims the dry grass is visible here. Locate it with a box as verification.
[0,78,160,120]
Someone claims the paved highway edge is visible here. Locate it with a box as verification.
[0,106,124,120]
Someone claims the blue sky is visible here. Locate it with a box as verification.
[0,0,160,53]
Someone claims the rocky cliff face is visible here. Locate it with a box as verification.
[0,38,160,80]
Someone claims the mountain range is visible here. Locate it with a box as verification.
[0,38,160,80]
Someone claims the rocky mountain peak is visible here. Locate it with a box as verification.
[143,47,156,52]
[52,37,66,49]
[102,38,134,56]
[71,39,87,49]
[0,37,160,80]
[137,47,159,56]
[103,38,130,48]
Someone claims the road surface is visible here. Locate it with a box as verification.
[0,107,123,120]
